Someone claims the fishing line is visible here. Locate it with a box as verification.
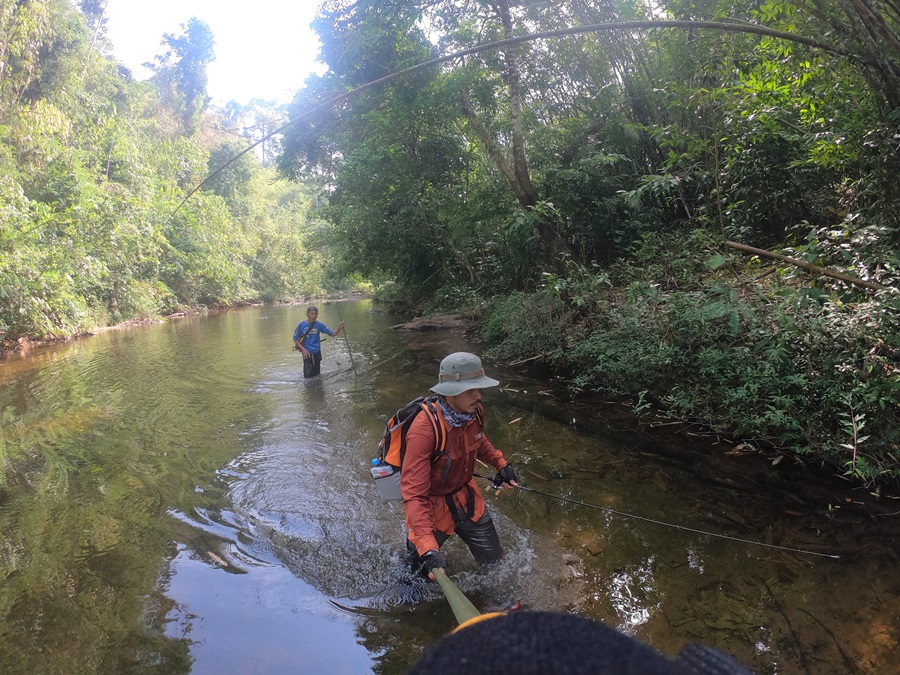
[174,21,854,214]
[474,474,840,560]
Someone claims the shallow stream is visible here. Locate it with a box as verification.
[0,301,897,674]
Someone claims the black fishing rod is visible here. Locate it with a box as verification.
[475,474,840,560]
[174,22,857,215]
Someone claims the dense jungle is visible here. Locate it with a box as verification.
[2,0,900,493]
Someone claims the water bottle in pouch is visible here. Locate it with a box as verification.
[371,461,402,501]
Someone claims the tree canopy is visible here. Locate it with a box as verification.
[3,0,900,481]
[0,0,329,346]
[276,0,900,482]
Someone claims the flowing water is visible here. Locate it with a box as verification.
[0,301,897,674]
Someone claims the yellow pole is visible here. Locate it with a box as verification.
[432,569,481,625]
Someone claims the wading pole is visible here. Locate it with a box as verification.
[432,569,481,626]
[335,303,358,377]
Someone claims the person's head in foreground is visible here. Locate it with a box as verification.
[408,610,751,675]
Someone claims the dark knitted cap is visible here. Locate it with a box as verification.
[407,611,750,675]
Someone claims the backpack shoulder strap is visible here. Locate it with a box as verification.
[422,396,447,459]
[297,321,317,343]
[379,395,447,468]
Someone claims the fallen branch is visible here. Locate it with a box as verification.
[755,266,778,280]
[726,241,889,292]
[508,354,545,366]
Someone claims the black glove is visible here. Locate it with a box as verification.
[493,463,518,487]
[420,550,446,577]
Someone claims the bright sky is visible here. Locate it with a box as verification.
[103,0,323,105]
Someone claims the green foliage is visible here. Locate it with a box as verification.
[244,174,327,301]
[281,0,900,482]
[483,291,572,363]
[281,42,509,297]
[0,0,54,119]
[485,231,900,482]
[145,17,216,135]
[0,2,332,346]
[542,254,613,310]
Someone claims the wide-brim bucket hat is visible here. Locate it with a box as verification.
[430,352,500,396]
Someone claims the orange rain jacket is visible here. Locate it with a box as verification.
[401,403,509,556]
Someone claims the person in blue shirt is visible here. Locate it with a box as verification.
[292,306,344,378]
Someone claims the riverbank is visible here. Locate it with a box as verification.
[494,359,900,516]
[394,306,900,504]
[473,250,900,489]
[539,389,900,514]
[0,312,205,358]
[0,292,375,359]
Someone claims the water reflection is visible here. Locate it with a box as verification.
[1,301,898,674]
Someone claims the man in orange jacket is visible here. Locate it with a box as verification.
[402,352,518,580]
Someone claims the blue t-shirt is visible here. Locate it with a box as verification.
[293,320,334,353]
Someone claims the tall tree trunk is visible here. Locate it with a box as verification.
[485,0,569,267]
[459,90,528,203]
[490,0,539,209]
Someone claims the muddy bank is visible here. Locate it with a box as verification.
[391,314,473,331]
[398,311,900,513]
[517,388,899,512]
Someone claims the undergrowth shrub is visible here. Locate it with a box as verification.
[584,289,898,477]
[483,254,900,484]
[483,291,572,363]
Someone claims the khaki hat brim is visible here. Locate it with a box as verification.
[430,375,500,397]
